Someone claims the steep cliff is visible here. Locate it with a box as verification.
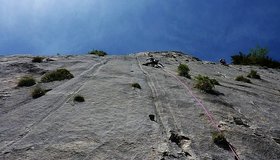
[0,52,279,159]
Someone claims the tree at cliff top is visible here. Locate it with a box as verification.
[231,45,280,68]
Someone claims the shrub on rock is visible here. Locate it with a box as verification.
[32,56,44,63]
[194,75,218,92]
[210,78,220,85]
[132,83,141,89]
[212,131,228,147]
[74,95,85,102]
[88,50,107,56]
[231,46,280,68]
[235,75,251,83]
[247,70,261,79]
[31,86,46,98]
[41,68,74,83]
[212,131,232,151]
[178,64,190,78]
[18,76,36,87]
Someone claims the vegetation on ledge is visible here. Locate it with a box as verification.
[231,46,280,68]
[41,68,74,83]
[178,64,190,78]
[18,76,36,87]
[88,50,107,56]
[194,75,219,93]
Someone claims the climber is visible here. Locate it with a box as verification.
[143,55,164,68]
[219,58,227,66]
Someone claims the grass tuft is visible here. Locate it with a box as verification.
[210,78,220,85]
[247,70,261,79]
[212,132,228,145]
[235,75,251,83]
[212,131,231,150]
[194,75,218,92]
[132,83,141,89]
[41,68,74,83]
[32,56,44,63]
[18,76,36,87]
[74,95,85,102]
[178,64,190,78]
[88,50,107,56]
[31,86,46,99]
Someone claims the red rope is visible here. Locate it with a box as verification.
[164,69,240,160]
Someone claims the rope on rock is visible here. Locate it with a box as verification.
[163,68,240,160]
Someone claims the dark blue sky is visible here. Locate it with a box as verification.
[0,0,280,61]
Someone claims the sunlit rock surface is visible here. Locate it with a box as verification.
[0,52,279,160]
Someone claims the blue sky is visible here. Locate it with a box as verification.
[0,0,279,61]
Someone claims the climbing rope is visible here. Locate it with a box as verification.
[162,68,240,160]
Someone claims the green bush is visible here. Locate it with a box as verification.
[31,86,46,98]
[247,70,261,79]
[178,64,190,78]
[18,76,36,87]
[231,46,280,68]
[74,95,85,102]
[210,78,220,85]
[212,131,228,146]
[235,75,251,83]
[88,50,107,56]
[194,75,218,92]
[32,56,44,63]
[41,68,74,83]
[132,83,141,89]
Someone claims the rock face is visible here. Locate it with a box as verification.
[0,52,280,160]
